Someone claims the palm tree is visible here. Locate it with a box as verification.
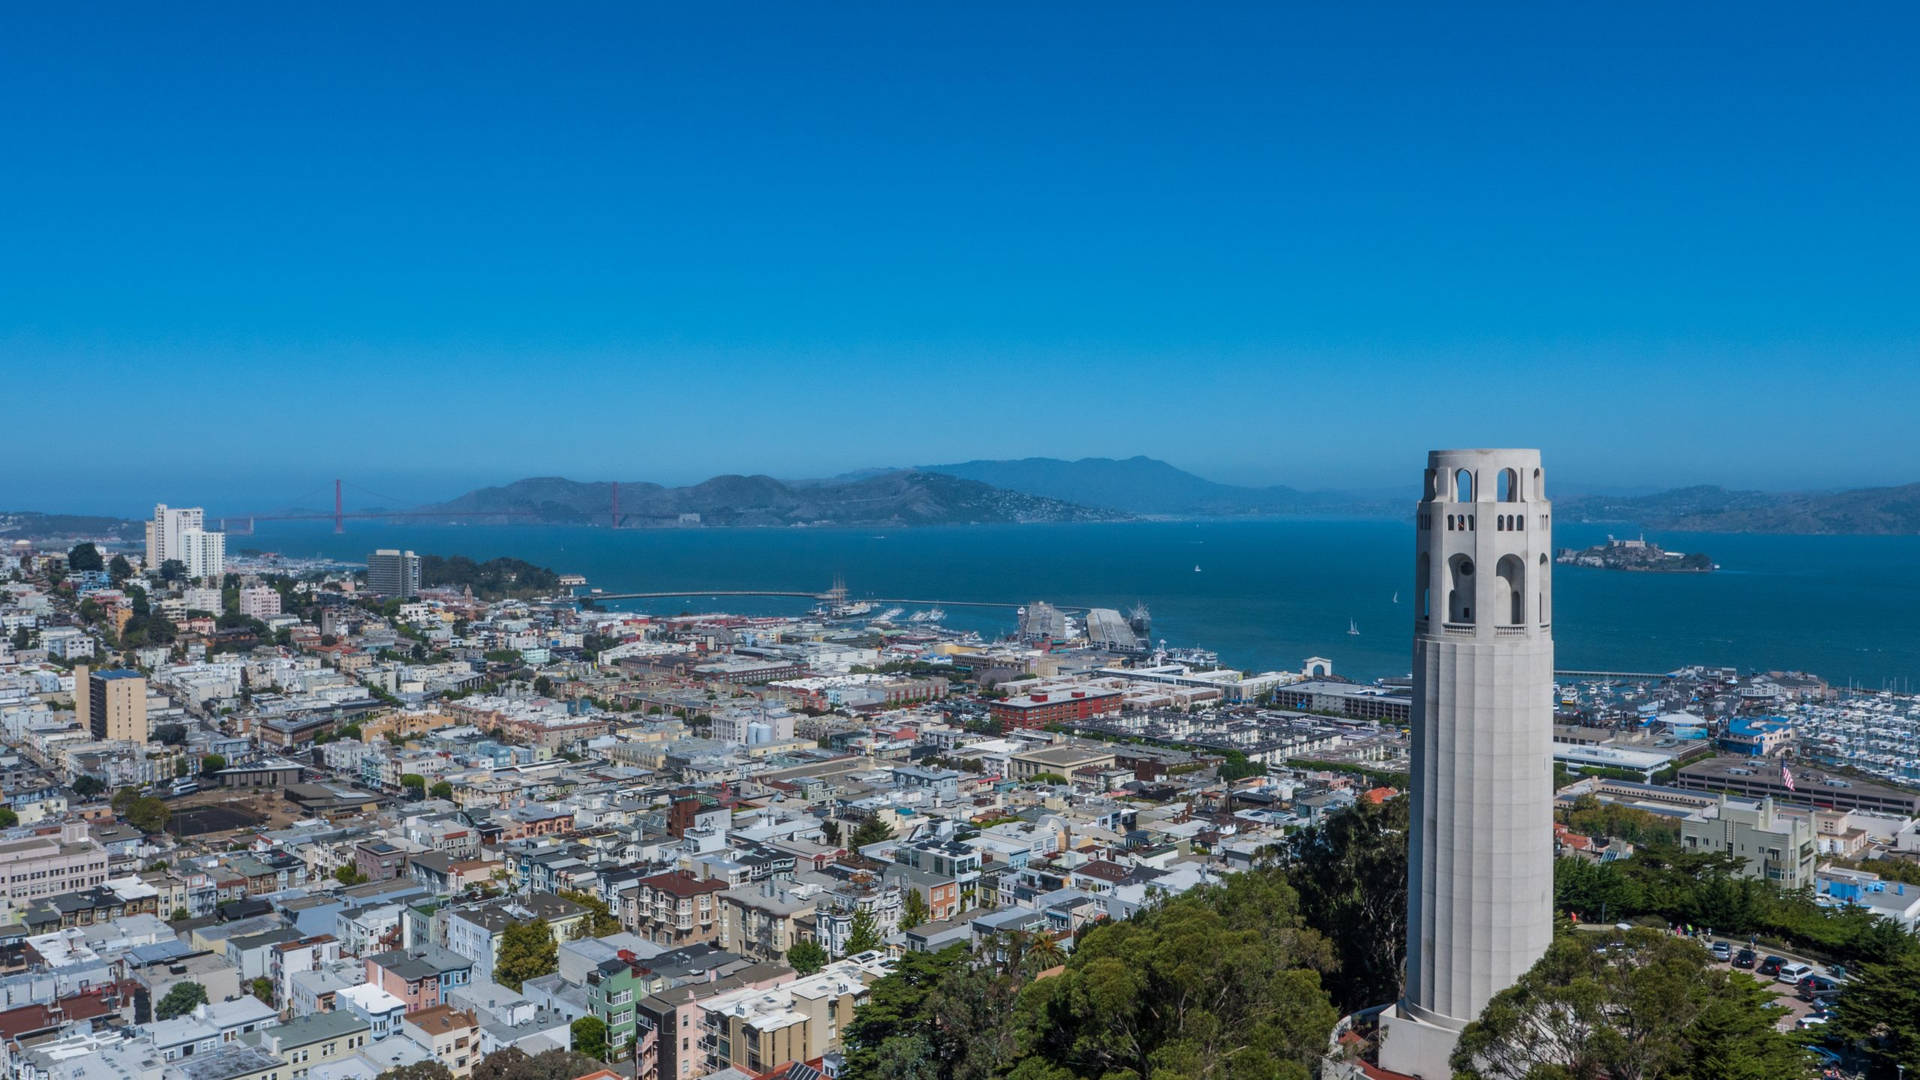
[1024,934,1066,972]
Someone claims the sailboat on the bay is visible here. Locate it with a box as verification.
[1348,618,1360,636]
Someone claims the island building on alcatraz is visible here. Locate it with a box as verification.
[1378,449,1555,1080]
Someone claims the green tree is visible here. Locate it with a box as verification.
[1828,947,1920,1078]
[155,980,209,1020]
[844,945,1020,1080]
[0,809,16,828]
[901,888,929,930]
[851,816,896,849]
[67,543,105,573]
[170,907,190,921]
[559,890,622,938]
[1010,868,1337,1080]
[495,919,557,991]
[375,1063,454,1080]
[570,1015,609,1061]
[123,795,170,834]
[430,780,455,799]
[249,977,274,1005]
[1021,934,1065,973]
[1217,749,1264,782]
[821,819,842,846]
[470,1046,602,1080]
[787,939,828,975]
[201,753,227,776]
[400,773,426,796]
[1288,793,1409,1013]
[160,558,188,582]
[1452,928,1814,1080]
[846,909,884,954]
[335,865,369,885]
[108,554,134,585]
[72,774,105,798]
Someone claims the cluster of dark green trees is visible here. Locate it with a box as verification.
[838,790,1920,1080]
[1556,846,1918,967]
[1452,929,1813,1080]
[418,555,561,598]
[375,1047,604,1080]
[846,868,1339,1080]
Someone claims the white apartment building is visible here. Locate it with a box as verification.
[181,527,225,580]
[183,586,222,613]
[147,504,203,566]
[146,503,224,579]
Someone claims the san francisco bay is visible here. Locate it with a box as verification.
[242,518,1920,688]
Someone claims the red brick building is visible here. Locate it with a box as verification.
[990,687,1123,731]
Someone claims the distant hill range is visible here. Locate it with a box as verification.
[418,471,1124,528]
[1556,483,1920,535]
[0,511,144,542]
[16,462,1920,537]
[919,456,1386,517]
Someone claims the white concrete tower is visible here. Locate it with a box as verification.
[1380,449,1555,1080]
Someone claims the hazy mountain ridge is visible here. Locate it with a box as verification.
[421,470,1126,527]
[919,456,1377,516]
[1557,482,1920,534]
[0,511,144,542]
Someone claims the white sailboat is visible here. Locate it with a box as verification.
[1348,618,1360,636]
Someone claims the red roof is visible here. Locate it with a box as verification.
[1361,787,1399,805]
[638,869,729,897]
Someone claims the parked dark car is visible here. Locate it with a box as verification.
[1757,955,1787,977]
[1733,948,1757,969]
[1800,974,1843,1001]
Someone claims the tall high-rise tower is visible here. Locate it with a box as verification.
[1380,450,1554,1079]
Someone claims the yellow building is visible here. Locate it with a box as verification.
[360,708,457,743]
[74,665,149,744]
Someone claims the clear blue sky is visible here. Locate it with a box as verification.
[5,3,1918,514]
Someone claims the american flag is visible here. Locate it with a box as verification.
[1781,763,1796,792]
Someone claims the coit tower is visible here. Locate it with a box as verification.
[1380,449,1554,1080]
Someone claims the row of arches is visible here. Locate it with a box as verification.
[1415,551,1549,626]
[1424,465,1546,503]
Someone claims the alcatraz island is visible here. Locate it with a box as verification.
[1556,534,1716,572]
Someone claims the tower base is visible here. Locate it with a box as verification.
[1378,1002,1465,1080]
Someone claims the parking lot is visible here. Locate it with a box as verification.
[1699,939,1841,1032]
[1579,925,1844,1034]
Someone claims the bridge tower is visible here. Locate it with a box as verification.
[1381,450,1554,1079]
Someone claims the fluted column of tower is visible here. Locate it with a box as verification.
[1381,449,1554,1080]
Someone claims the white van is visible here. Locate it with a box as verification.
[1776,962,1814,985]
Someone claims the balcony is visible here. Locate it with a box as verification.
[1495,625,1528,638]
[1441,622,1476,637]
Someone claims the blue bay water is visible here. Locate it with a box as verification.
[242,519,1920,689]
